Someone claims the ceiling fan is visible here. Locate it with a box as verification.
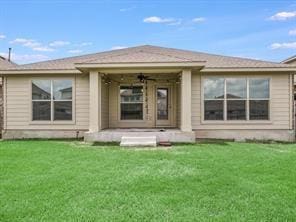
[137,73,156,83]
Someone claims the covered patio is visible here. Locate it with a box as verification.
[74,54,205,142]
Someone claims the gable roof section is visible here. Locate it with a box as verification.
[1,45,295,72]
[282,55,296,64]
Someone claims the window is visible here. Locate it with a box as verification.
[32,80,73,121]
[226,78,247,120]
[120,86,143,120]
[204,78,224,120]
[203,77,270,121]
[249,79,269,120]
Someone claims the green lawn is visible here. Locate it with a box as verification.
[1,141,296,221]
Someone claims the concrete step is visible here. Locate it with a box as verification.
[120,136,157,147]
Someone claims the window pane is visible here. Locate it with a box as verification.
[204,78,224,99]
[121,103,143,120]
[226,78,247,99]
[54,101,72,120]
[249,79,269,99]
[157,88,168,120]
[250,100,269,120]
[204,100,224,120]
[53,80,72,100]
[32,101,51,120]
[227,100,246,120]
[120,86,143,103]
[32,80,51,100]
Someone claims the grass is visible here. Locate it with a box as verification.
[0,140,296,221]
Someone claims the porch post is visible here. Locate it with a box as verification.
[89,70,102,132]
[180,69,192,132]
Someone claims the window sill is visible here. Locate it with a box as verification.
[29,120,75,125]
[201,120,273,125]
[119,120,146,122]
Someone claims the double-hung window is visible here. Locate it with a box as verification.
[249,78,270,120]
[120,85,143,120]
[226,78,247,120]
[32,79,73,121]
[203,77,270,121]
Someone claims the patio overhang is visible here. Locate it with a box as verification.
[75,61,206,73]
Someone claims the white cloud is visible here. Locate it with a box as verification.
[120,6,135,12]
[10,38,54,52]
[0,34,6,39]
[192,17,206,23]
[289,29,296,35]
[49,40,70,47]
[10,38,40,47]
[269,11,296,21]
[68,49,83,54]
[143,16,175,23]
[168,19,182,26]
[111,46,127,50]
[78,42,92,47]
[0,52,49,64]
[32,46,55,52]
[270,42,296,49]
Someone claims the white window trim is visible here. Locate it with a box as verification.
[118,84,145,122]
[201,75,272,125]
[29,77,75,125]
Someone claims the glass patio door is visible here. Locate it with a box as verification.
[156,86,171,126]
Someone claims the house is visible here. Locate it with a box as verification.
[0,45,295,142]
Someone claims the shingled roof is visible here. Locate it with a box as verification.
[0,56,17,69]
[1,45,295,71]
[282,55,296,64]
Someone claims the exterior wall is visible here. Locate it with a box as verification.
[2,74,89,139]
[192,71,294,141]
[2,71,294,141]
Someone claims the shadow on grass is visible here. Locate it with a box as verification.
[196,139,233,145]
[91,142,120,146]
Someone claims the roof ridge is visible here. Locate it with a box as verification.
[281,55,296,64]
[137,49,197,62]
[80,51,136,63]
[80,47,198,63]
[158,45,284,65]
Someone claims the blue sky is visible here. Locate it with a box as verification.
[0,0,296,64]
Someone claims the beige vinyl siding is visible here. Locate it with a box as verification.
[101,79,109,129]
[0,77,4,134]
[192,72,293,130]
[4,74,89,130]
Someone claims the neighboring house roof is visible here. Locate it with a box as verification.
[1,45,295,72]
[282,55,296,64]
[0,56,17,69]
